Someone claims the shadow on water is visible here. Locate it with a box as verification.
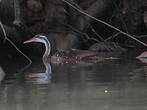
[0,54,147,110]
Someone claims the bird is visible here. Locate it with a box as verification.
[24,34,116,64]
[136,52,147,59]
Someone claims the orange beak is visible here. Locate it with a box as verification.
[23,39,36,44]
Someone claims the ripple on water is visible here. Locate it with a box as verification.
[0,56,146,110]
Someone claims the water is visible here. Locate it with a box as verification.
[0,55,147,110]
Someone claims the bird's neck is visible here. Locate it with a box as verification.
[43,39,51,61]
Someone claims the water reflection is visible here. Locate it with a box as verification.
[0,57,147,110]
[130,57,147,81]
[25,61,52,84]
[137,58,147,63]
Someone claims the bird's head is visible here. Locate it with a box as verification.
[24,34,49,44]
[24,34,51,60]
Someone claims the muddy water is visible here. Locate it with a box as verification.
[0,55,147,110]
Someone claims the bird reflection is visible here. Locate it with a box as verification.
[136,58,147,64]
[26,61,52,84]
[128,65,147,82]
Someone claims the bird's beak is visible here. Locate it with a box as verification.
[23,39,36,44]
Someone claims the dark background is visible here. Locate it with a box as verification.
[0,0,147,56]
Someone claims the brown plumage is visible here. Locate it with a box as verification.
[24,34,116,64]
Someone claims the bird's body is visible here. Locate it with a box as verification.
[24,35,116,64]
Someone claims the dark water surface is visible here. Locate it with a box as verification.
[0,55,147,110]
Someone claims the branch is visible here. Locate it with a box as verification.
[75,0,113,30]
[13,0,22,26]
[62,0,147,46]
[0,21,32,64]
[105,32,121,41]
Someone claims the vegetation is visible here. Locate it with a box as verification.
[0,0,147,56]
